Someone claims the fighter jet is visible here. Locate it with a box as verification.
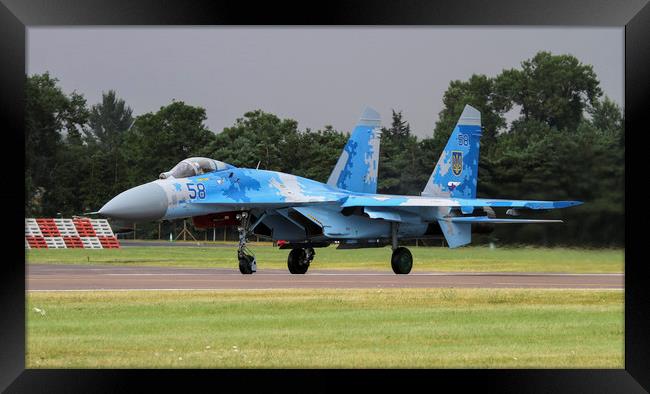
[99,105,582,274]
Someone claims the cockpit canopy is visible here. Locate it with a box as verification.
[159,157,233,179]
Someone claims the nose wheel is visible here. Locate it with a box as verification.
[237,212,256,275]
[288,247,314,274]
[238,252,256,275]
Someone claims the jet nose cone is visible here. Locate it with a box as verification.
[99,182,167,221]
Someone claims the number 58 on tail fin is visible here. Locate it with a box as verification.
[423,105,482,199]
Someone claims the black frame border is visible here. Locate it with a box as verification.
[1,0,648,392]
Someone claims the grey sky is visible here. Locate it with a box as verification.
[27,27,623,138]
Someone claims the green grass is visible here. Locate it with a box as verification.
[27,288,623,368]
[26,245,624,273]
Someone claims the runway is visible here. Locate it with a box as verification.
[27,264,624,291]
[118,240,240,248]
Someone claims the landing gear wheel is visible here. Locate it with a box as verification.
[238,254,256,275]
[288,248,313,274]
[391,247,412,274]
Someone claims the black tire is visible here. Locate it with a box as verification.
[288,248,310,274]
[239,255,254,275]
[391,247,413,274]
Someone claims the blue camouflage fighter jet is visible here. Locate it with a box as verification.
[99,105,582,274]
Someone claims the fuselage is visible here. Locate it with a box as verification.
[100,166,348,222]
[99,166,437,242]
[160,167,348,220]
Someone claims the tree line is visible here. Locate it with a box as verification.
[25,51,624,246]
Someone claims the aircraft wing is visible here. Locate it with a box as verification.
[341,195,460,208]
[192,196,342,208]
[341,195,582,210]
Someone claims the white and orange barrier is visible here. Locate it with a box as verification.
[25,218,120,249]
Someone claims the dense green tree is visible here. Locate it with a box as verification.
[495,51,602,132]
[206,110,300,172]
[25,73,89,216]
[378,110,423,195]
[483,118,623,246]
[433,74,509,151]
[431,51,621,246]
[588,96,624,141]
[288,126,348,182]
[415,137,441,189]
[84,90,135,201]
[48,132,96,215]
[205,111,349,182]
[383,110,411,139]
[88,90,134,146]
[123,101,214,184]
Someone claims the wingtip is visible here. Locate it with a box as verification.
[555,201,584,208]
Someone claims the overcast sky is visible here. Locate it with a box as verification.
[27,27,623,138]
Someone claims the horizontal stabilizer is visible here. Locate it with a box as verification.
[446,217,563,224]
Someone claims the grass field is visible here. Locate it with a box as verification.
[26,288,623,368]
[27,244,624,273]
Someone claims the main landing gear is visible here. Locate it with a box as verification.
[287,247,315,274]
[237,212,256,275]
[390,222,412,274]
[391,247,413,274]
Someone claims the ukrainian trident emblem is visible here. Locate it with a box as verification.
[451,151,463,176]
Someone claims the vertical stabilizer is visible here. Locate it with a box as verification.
[327,107,381,194]
[422,104,482,198]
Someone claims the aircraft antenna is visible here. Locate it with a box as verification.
[256,161,261,170]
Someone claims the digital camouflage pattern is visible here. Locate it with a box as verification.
[100,105,582,249]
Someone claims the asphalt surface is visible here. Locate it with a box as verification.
[118,240,240,248]
[27,264,624,291]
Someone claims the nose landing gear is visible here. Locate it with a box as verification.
[237,212,256,275]
[238,251,256,275]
